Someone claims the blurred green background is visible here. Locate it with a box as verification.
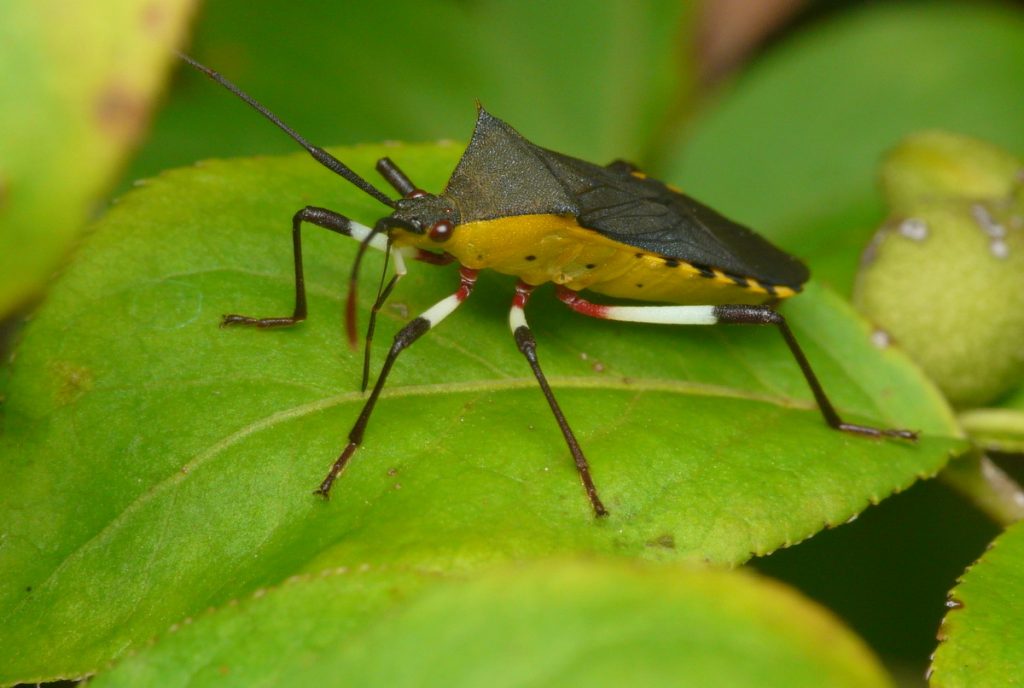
[3,0,1024,684]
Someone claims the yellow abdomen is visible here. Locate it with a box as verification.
[394,214,798,306]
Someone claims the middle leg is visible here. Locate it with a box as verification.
[316,267,479,498]
[510,281,608,517]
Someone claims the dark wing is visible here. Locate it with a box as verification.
[444,107,808,288]
[534,149,809,289]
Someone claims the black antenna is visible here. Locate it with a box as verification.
[375,157,417,197]
[177,52,397,209]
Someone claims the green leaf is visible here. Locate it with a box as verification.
[664,2,1024,293]
[929,520,1024,687]
[0,145,961,683]
[90,560,893,688]
[0,0,197,316]
[129,0,693,184]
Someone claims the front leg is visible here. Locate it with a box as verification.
[222,206,381,328]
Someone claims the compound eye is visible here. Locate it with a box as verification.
[428,219,454,242]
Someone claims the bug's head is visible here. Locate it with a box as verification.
[380,191,462,244]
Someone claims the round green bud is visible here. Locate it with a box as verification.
[854,199,1024,408]
[880,130,1022,213]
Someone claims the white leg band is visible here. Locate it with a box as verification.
[602,304,718,325]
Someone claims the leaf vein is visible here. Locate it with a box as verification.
[10,375,815,615]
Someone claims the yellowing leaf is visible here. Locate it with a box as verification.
[0,0,197,315]
[91,560,893,688]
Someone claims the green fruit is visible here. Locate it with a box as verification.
[881,130,1023,213]
[854,199,1024,408]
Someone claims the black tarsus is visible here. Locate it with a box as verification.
[222,206,353,328]
[177,52,396,209]
[713,305,918,440]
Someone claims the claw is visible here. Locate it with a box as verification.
[221,313,256,327]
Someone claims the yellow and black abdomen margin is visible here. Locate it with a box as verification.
[421,213,801,306]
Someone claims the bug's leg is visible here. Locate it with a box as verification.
[315,267,479,498]
[713,305,917,439]
[361,247,408,392]
[511,281,608,517]
[360,247,456,392]
[223,207,385,328]
[556,286,918,441]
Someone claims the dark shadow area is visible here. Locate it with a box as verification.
[752,476,999,680]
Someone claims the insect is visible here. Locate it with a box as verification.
[181,54,916,517]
